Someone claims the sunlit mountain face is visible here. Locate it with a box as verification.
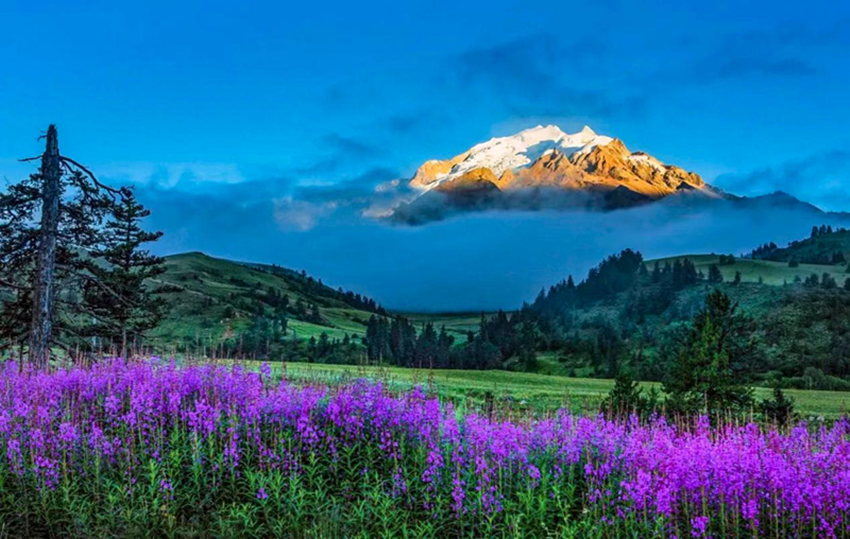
[387,124,734,224]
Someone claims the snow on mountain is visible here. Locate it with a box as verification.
[390,124,729,224]
[410,125,613,191]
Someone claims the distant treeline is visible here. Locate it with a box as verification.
[749,224,850,266]
[250,264,387,315]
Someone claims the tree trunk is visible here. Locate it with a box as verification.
[30,125,62,367]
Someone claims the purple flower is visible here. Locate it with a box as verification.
[0,357,846,536]
[259,363,272,380]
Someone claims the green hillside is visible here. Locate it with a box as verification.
[150,252,383,348]
[398,312,491,340]
[651,254,849,286]
[756,227,850,265]
[146,240,850,396]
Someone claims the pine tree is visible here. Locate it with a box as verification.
[664,290,756,416]
[517,320,538,372]
[83,189,166,357]
[603,371,645,417]
[651,262,661,283]
[760,387,795,427]
[707,264,724,284]
[436,326,454,369]
[0,125,121,365]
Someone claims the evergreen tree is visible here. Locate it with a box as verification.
[317,332,331,361]
[821,273,837,289]
[651,261,662,283]
[595,324,625,378]
[84,189,166,357]
[306,336,317,363]
[517,320,538,371]
[664,290,756,416]
[0,125,123,364]
[435,326,454,369]
[603,371,646,417]
[415,322,438,368]
[760,387,795,427]
[707,264,724,284]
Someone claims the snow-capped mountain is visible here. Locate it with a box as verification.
[409,124,715,198]
[390,125,735,224]
[390,125,725,224]
[410,125,613,190]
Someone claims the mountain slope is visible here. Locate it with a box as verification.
[393,125,722,223]
[650,254,849,286]
[150,252,384,346]
[410,125,613,190]
[751,226,850,265]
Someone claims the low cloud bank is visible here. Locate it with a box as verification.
[138,181,847,311]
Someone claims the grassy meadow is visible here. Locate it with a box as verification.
[263,361,850,419]
[651,254,849,285]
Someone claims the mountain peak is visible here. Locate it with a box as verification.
[392,123,725,223]
[409,124,613,191]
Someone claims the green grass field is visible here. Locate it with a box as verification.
[651,254,848,286]
[259,362,850,419]
[394,311,492,340]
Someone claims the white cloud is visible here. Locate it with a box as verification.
[272,196,338,231]
[374,178,400,193]
[97,162,246,189]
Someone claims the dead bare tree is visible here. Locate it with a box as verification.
[28,126,62,366]
[0,125,134,365]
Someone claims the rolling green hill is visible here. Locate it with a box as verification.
[150,252,384,347]
[146,237,850,396]
[651,254,849,286]
[397,312,491,340]
[150,253,492,352]
[756,227,850,265]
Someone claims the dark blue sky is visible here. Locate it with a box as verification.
[2,1,850,309]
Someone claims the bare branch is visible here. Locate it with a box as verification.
[59,156,123,196]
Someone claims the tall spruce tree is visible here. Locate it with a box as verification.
[0,125,120,365]
[83,189,166,357]
[664,290,756,416]
[707,264,724,284]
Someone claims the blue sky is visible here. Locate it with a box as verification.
[2,0,850,308]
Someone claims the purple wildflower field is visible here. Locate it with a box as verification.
[0,358,847,537]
